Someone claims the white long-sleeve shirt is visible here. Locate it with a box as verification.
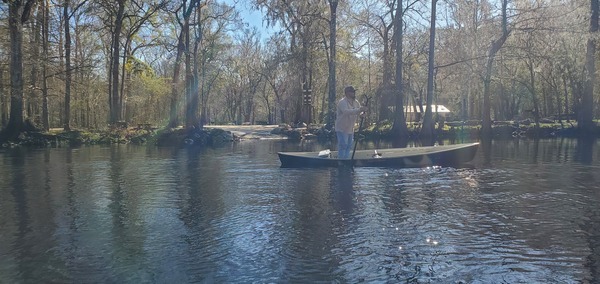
[334,97,362,134]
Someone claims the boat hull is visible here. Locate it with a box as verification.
[278,142,479,168]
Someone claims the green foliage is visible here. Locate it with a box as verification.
[126,56,156,77]
[362,120,393,137]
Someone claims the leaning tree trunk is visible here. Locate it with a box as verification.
[481,0,509,139]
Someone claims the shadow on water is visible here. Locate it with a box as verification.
[481,137,492,165]
[8,149,32,280]
[330,167,356,217]
[175,146,229,282]
[103,146,149,281]
[580,163,600,282]
[277,168,341,282]
[575,137,595,165]
[570,138,600,282]
[3,148,65,281]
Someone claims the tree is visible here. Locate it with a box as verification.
[237,30,263,124]
[165,0,198,129]
[325,0,337,130]
[183,0,195,129]
[420,0,437,142]
[192,1,235,128]
[481,0,509,139]
[63,0,72,130]
[443,0,492,121]
[1,0,38,141]
[119,0,165,124]
[390,0,409,145]
[108,0,126,125]
[253,0,326,124]
[27,0,40,124]
[98,0,165,126]
[166,1,189,128]
[41,0,49,131]
[1,70,6,128]
[352,0,396,122]
[580,0,598,135]
[256,38,290,124]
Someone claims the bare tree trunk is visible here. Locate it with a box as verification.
[561,75,569,124]
[8,2,25,133]
[0,70,6,128]
[236,95,242,124]
[64,0,72,130]
[300,44,312,124]
[169,30,185,128]
[184,12,194,129]
[74,12,84,128]
[190,44,201,129]
[197,5,205,128]
[420,0,437,143]
[481,0,509,139]
[199,57,207,127]
[42,0,50,131]
[109,0,126,125]
[326,0,337,131]
[581,0,598,135]
[120,40,131,123]
[3,0,36,140]
[526,60,541,129]
[391,0,409,146]
[169,0,197,129]
[29,5,41,121]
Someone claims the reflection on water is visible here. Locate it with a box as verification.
[1,139,600,282]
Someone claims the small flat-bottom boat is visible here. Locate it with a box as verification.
[278,142,479,168]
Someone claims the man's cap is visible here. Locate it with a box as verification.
[344,86,356,93]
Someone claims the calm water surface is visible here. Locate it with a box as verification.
[1,139,600,283]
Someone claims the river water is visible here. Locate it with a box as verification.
[1,138,600,283]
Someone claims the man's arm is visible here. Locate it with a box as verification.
[338,100,363,116]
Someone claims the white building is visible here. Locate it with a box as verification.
[401,105,451,122]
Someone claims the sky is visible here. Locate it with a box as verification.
[223,0,277,41]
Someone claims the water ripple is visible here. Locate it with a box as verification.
[2,141,600,282]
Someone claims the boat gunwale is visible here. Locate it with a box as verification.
[277,142,479,160]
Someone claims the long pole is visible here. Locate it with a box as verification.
[350,96,370,163]
[350,116,364,161]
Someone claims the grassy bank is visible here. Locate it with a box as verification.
[0,126,234,148]
[359,120,585,140]
[0,120,594,148]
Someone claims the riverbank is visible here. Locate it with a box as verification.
[0,121,593,148]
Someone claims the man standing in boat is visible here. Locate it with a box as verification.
[335,86,368,159]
